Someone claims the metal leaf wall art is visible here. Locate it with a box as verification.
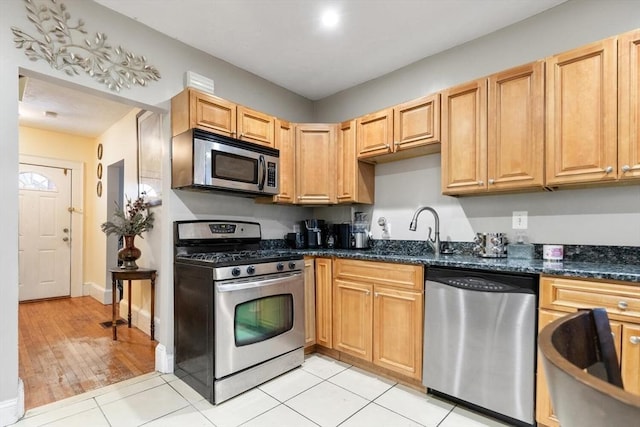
[11,0,161,92]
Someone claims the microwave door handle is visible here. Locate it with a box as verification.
[258,155,266,191]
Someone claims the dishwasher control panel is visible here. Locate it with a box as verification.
[443,277,514,291]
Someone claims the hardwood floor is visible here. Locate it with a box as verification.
[18,296,156,410]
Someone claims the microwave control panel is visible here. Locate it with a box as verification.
[267,162,277,188]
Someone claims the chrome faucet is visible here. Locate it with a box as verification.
[409,206,441,257]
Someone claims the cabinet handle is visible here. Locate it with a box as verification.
[630,336,640,345]
[622,165,631,173]
[605,166,613,174]
[618,301,628,310]
[365,290,370,296]
[488,179,495,185]
[477,180,484,186]
[374,292,379,297]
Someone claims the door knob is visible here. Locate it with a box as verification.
[63,228,69,233]
[62,237,69,242]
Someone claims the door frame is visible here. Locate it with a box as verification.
[19,154,84,298]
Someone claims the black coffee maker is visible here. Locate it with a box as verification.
[301,219,325,248]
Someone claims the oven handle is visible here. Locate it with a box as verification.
[217,271,302,293]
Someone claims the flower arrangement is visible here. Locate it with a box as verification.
[101,195,155,237]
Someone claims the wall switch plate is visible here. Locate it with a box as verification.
[512,211,528,229]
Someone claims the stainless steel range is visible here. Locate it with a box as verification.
[173,220,304,404]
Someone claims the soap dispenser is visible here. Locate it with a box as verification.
[507,231,534,259]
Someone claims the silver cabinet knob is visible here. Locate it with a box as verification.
[605,166,613,174]
[477,180,484,186]
[365,290,370,296]
[622,165,631,173]
[618,301,628,310]
[630,336,640,345]
[488,179,495,185]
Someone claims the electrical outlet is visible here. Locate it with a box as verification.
[512,211,528,229]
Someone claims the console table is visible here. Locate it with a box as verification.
[109,268,157,341]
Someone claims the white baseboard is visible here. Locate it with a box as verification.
[118,300,159,338]
[155,344,173,374]
[0,379,24,427]
[85,282,112,305]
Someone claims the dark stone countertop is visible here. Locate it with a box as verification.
[281,248,640,284]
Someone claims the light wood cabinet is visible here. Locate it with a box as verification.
[273,119,295,203]
[441,78,488,195]
[295,124,337,205]
[487,61,545,191]
[332,259,424,379]
[315,258,333,349]
[356,108,394,158]
[536,275,640,427]
[618,29,640,181]
[337,120,375,204]
[171,88,275,147]
[442,62,544,195]
[545,37,618,186]
[304,257,316,348]
[356,95,441,162]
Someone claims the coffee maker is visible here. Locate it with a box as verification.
[351,212,371,249]
[301,219,325,249]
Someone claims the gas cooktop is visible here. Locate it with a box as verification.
[177,249,302,267]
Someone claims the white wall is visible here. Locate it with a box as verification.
[313,0,640,246]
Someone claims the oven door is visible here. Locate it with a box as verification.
[214,271,304,379]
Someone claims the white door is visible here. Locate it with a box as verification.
[18,163,72,301]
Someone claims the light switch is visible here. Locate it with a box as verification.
[512,211,528,229]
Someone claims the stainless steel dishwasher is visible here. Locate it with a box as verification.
[423,267,538,427]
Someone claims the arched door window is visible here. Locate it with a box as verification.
[18,171,58,191]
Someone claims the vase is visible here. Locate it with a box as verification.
[118,235,141,270]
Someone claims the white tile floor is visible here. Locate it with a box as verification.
[11,354,512,427]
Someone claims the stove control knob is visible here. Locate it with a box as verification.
[288,261,297,270]
[246,265,256,275]
[276,263,285,272]
[231,267,241,277]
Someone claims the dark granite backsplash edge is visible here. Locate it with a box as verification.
[260,239,640,265]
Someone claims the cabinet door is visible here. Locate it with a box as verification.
[356,108,393,159]
[315,258,333,348]
[337,120,375,204]
[192,92,237,137]
[237,106,275,147]
[273,120,295,204]
[546,37,617,186]
[621,323,640,395]
[618,29,640,181]
[536,309,563,427]
[488,61,545,191]
[333,279,373,361]
[394,93,440,151]
[373,286,423,379]
[295,124,337,204]
[441,79,488,195]
[304,257,316,348]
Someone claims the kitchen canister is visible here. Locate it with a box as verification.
[543,244,564,261]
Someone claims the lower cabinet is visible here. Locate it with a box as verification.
[536,275,640,427]
[315,257,333,348]
[303,256,316,348]
[332,259,424,380]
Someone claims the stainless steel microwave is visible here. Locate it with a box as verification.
[172,129,279,196]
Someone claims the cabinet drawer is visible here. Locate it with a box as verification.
[540,276,640,323]
[333,259,423,290]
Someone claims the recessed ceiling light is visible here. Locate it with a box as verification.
[321,9,339,29]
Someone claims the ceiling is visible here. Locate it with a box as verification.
[20,0,567,137]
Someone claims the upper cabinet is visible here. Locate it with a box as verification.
[295,123,337,205]
[442,62,545,196]
[337,120,375,204]
[618,29,640,181]
[272,119,295,203]
[441,79,488,195]
[356,94,441,163]
[545,37,618,186]
[171,88,275,148]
